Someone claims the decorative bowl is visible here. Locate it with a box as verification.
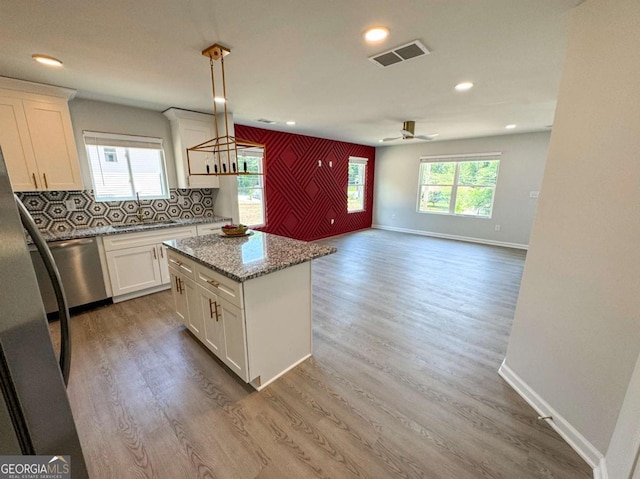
[221,224,248,236]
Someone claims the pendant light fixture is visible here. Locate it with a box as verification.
[187,43,265,176]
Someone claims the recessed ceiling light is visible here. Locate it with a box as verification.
[454,81,474,91]
[213,96,226,103]
[378,139,384,143]
[286,121,296,125]
[364,27,389,43]
[32,54,63,67]
[505,124,517,129]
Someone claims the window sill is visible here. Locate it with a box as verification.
[416,210,492,219]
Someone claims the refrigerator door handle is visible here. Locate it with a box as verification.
[14,195,72,387]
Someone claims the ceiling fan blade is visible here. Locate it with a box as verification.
[414,135,437,141]
[382,136,402,142]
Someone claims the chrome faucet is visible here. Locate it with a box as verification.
[136,192,144,222]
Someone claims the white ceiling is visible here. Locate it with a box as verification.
[0,1,580,146]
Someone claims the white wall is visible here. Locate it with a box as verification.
[373,132,549,248]
[68,98,178,188]
[503,0,640,464]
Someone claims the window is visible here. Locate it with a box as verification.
[417,153,501,218]
[237,148,265,226]
[104,147,117,163]
[84,131,169,202]
[348,157,368,212]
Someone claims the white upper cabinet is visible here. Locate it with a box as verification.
[0,77,82,191]
[163,108,220,189]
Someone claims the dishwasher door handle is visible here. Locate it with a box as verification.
[48,238,95,249]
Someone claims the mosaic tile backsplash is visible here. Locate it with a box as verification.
[17,189,217,232]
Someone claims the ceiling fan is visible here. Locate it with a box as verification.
[382,121,438,142]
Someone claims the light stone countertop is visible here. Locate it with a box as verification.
[163,230,337,282]
[33,216,232,243]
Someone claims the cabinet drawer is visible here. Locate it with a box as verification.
[103,226,197,251]
[167,250,196,279]
[195,264,243,309]
[196,222,226,236]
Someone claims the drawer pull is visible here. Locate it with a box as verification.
[43,173,49,189]
[206,279,220,288]
[32,173,38,189]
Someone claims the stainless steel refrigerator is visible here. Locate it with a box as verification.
[0,148,88,477]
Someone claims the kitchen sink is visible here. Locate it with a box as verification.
[110,219,178,229]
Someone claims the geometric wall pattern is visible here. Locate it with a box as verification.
[16,188,216,233]
[235,124,376,241]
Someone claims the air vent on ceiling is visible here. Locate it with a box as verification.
[256,119,278,124]
[369,40,430,68]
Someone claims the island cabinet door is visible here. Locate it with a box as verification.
[170,271,187,326]
[184,276,204,339]
[219,297,249,382]
[198,285,224,357]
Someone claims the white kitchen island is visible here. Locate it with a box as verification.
[163,231,335,390]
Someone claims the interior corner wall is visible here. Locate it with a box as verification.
[372,132,549,247]
[503,0,640,458]
[68,98,178,188]
[235,124,375,241]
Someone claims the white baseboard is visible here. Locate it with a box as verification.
[371,224,528,250]
[498,361,608,479]
[112,283,171,303]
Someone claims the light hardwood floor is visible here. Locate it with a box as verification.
[52,229,592,478]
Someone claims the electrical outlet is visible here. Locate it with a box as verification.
[495,224,501,232]
[329,161,333,167]
[391,213,396,220]
[318,160,322,167]
[530,191,540,198]
[330,218,334,225]
[65,199,76,211]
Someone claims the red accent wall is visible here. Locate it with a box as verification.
[235,124,375,241]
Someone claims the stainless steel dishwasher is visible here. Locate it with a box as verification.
[29,237,110,314]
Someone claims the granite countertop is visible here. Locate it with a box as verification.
[163,230,337,282]
[34,216,232,243]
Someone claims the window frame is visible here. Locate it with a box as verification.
[83,131,170,202]
[236,148,266,228]
[416,152,501,218]
[347,156,368,213]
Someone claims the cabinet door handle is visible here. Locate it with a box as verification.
[43,173,49,189]
[32,173,38,189]
[213,301,221,322]
[178,278,184,294]
[153,247,157,260]
[174,276,179,292]
[209,298,215,319]
[159,247,164,258]
[206,279,219,288]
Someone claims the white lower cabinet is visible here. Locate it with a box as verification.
[170,270,188,324]
[106,244,163,296]
[103,226,197,302]
[196,222,227,236]
[198,285,248,381]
